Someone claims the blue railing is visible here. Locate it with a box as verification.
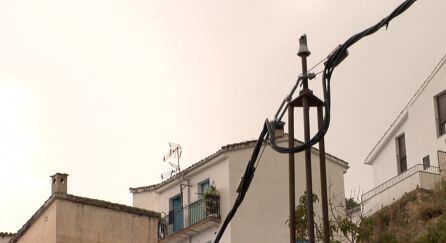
[158,195,220,240]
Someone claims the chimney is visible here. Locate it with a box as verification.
[51,173,68,194]
[274,121,285,138]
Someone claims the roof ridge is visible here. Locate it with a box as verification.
[130,134,348,193]
[364,53,446,164]
[11,193,159,242]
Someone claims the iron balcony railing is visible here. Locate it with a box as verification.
[158,195,220,240]
[362,164,439,203]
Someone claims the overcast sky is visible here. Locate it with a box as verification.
[1,0,445,232]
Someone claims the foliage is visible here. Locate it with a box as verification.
[345,198,360,210]
[294,189,374,243]
[203,185,219,214]
[295,192,319,240]
[416,216,446,243]
[375,232,398,243]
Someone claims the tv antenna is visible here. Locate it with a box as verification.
[161,142,182,180]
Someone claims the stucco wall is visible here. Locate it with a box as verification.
[228,142,347,243]
[133,190,159,212]
[56,199,158,243]
[133,140,347,243]
[372,117,408,186]
[17,201,57,243]
[0,236,14,243]
[406,62,446,165]
[133,155,231,243]
[363,171,440,215]
[370,61,446,187]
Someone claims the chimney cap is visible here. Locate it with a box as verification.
[51,173,68,194]
[50,172,69,178]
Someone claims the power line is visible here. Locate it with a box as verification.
[308,57,327,73]
[214,0,418,242]
[254,139,268,169]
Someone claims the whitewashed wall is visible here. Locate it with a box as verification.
[133,155,231,243]
[370,61,446,187]
[363,171,440,215]
[227,141,347,243]
[132,139,348,243]
[405,62,446,166]
[371,116,408,186]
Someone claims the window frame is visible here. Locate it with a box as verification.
[423,155,430,170]
[435,90,446,137]
[197,178,210,199]
[396,133,407,174]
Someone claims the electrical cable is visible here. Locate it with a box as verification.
[214,124,268,242]
[266,0,417,155]
[254,138,268,169]
[313,69,324,77]
[214,1,417,242]
[308,57,328,73]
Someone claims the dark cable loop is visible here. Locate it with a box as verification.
[214,0,417,241]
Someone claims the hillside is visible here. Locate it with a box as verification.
[367,181,446,242]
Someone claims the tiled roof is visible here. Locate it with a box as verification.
[130,134,349,193]
[364,53,446,165]
[11,193,160,242]
[0,232,15,237]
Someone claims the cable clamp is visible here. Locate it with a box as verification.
[307,73,316,80]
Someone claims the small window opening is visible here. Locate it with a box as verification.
[423,155,430,170]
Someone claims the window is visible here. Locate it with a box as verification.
[396,134,407,173]
[198,179,210,198]
[423,155,430,170]
[437,91,446,136]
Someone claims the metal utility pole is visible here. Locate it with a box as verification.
[298,34,315,243]
[288,103,296,243]
[287,34,330,243]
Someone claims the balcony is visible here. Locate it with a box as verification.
[158,195,221,242]
[362,164,440,215]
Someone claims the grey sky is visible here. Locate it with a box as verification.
[0,0,445,232]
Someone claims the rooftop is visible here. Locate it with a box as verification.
[364,53,446,165]
[11,192,160,242]
[130,134,349,193]
[0,232,15,238]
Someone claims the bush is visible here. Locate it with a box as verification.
[417,204,444,221]
[376,232,398,243]
[416,216,446,243]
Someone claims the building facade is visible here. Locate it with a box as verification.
[11,173,160,243]
[0,233,14,243]
[130,131,349,243]
[362,54,446,214]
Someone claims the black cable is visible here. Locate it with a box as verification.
[267,0,417,154]
[308,57,327,73]
[254,138,268,169]
[214,123,268,242]
[214,1,417,241]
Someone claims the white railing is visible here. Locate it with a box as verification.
[362,164,439,203]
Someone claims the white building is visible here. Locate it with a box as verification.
[362,54,446,214]
[130,128,349,243]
